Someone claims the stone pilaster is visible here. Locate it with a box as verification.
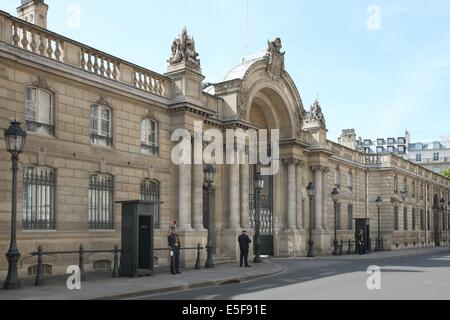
[229,163,240,229]
[240,163,250,230]
[296,161,305,230]
[178,163,192,229]
[192,163,204,230]
[283,158,299,230]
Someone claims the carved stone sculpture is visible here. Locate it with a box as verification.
[169,27,200,68]
[265,37,285,79]
[307,99,326,126]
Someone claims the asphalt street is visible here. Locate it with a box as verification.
[130,248,450,300]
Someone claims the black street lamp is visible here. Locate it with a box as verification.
[3,120,27,290]
[253,169,264,264]
[375,196,383,252]
[204,164,215,269]
[331,188,339,256]
[307,183,315,258]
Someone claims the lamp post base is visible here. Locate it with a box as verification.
[333,241,339,256]
[307,240,315,258]
[3,250,21,290]
[205,245,215,269]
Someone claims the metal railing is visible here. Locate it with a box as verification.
[30,244,120,286]
[30,243,205,286]
[154,243,205,270]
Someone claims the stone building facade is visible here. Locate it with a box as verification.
[0,1,449,279]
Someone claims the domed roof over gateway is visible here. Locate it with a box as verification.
[222,50,267,82]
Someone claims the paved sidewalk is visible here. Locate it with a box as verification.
[0,260,283,300]
[309,246,449,261]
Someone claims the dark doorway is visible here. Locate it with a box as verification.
[249,165,274,256]
[433,194,441,246]
[138,216,153,270]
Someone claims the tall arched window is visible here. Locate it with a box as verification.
[23,166,56,230]
[412,181,416,198]
[347,171,353,191]
[89,174,114,230]
[25,86,55,136]
[394,175,399,194]
[335,166,341,188]
[91,104,113,147]
[141,119,159,155]
[140,179,160,228]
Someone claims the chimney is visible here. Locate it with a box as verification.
[338,129,357,150]
[17,0,48,29]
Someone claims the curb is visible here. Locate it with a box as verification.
[310,247,448,262]
[93,261,285,300]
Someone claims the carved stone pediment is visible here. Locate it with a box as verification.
[32,76,50,90]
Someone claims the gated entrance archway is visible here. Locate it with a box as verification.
[249,165,274,256]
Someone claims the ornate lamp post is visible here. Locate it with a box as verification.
[204,164,215,269]
[253,169,264,264]
[375,197,383,252]
[3,120,27,290]
[331,188,340,256]
[307,183,315,258]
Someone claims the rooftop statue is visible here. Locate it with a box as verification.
[307,99,326,126]
[265,37,285,79]
[169,27,201,68]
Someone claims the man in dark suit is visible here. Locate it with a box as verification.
[168,227,181,274]
[238,230,252,267]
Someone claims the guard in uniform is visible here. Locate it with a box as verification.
[168,226,181,274]
[238,230,252,267]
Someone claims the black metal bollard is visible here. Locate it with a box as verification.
[78,245,86,281]
[339,240,343,256]
[35,245,45,286]
[195,243,201,270]
[381,238,384,252]
[112,244,120,278]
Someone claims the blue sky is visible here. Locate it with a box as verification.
[3,0,450,142]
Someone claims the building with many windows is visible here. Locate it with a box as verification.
[0,1,449,279]
[339,130,450,174]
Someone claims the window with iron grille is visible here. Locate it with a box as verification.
[412,208,416,231]
[141,119,159,156]
[91,105,113,147]
[394,206,399,231]
[140,179,160,228]
[347,204,353,230]
[25,87,55,136]
[89,174,114,230]
[427,211,431,231]
[420,210,425,231]
[403,207,408,230]
[23,167,56,230]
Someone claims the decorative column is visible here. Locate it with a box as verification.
[178,164,192,229]
[192,163,204,230]
[322,167,330,230]
[240,163,250,230]
[312,166,323,231]
[296,161,305,230]
[229,163,240,229]
[284,159,298,230]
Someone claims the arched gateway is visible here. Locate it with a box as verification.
[205,38,311,258]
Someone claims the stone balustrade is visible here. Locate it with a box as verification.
[0,11,171,99]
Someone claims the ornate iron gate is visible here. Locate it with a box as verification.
[249,166,274,256]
